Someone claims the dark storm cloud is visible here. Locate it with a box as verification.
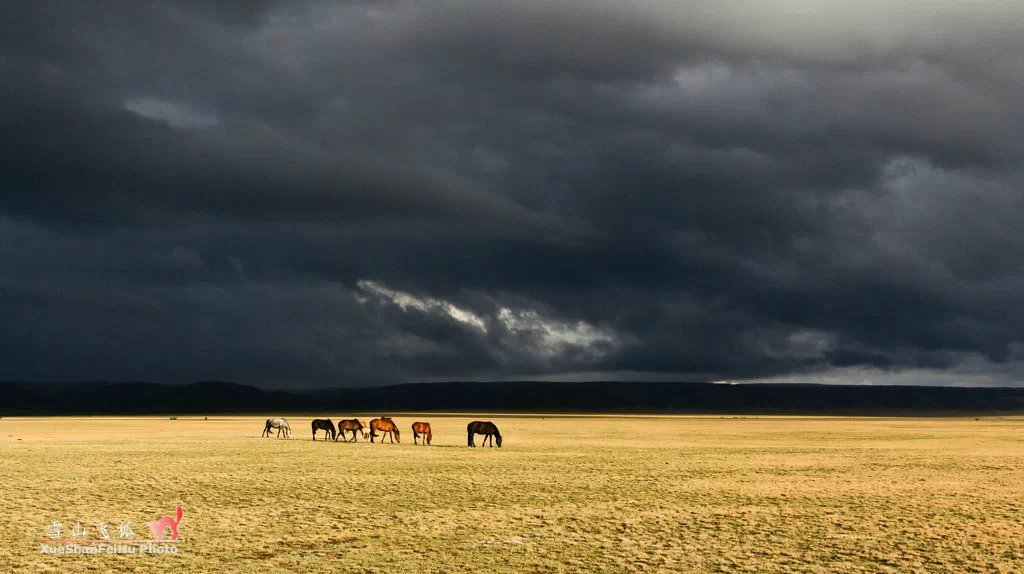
[2,1,1024,386]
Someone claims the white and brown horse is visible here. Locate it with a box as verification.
[262,417,291,438]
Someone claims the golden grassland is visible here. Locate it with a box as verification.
[1,414,1023,573]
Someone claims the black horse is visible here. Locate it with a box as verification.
[311,419,336,441]
[467,421,502,448]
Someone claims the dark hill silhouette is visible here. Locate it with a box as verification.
[2,380,1024,415]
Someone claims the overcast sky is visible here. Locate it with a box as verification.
[3,1,1024,387]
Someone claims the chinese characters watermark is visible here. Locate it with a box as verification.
[40,507,184,555]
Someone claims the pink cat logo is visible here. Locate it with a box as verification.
[147,506,184,541]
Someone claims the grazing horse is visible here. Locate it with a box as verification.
[467,421,502,448]
[369,417,400,443]
[336,419,369,442]
[311,419,336,441]
[411,422,432,445]
[262,417,291,438]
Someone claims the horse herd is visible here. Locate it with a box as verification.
[261,417,503,447]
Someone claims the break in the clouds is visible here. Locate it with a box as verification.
[2,1,1024,386]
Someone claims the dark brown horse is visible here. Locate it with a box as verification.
[411,422,432,445]
[467,421,502,448]
[311,419,336,441]
[369,417,400,443]
[336,418,368,442]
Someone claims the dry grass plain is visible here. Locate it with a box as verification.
[1,414,1023,573]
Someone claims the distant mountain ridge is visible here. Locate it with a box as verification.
[2,380,1023,415]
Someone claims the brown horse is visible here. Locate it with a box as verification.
[336,419,368,442]
[369,417,400,443]
[311,419,336,441]
[411,422,432,445]
[467,421,502,447]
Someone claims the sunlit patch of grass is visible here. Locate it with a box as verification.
[1,415,1022,572]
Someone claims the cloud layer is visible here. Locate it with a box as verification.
[2,1,1023,386]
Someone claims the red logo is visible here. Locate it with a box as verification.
[146,506,184,541]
